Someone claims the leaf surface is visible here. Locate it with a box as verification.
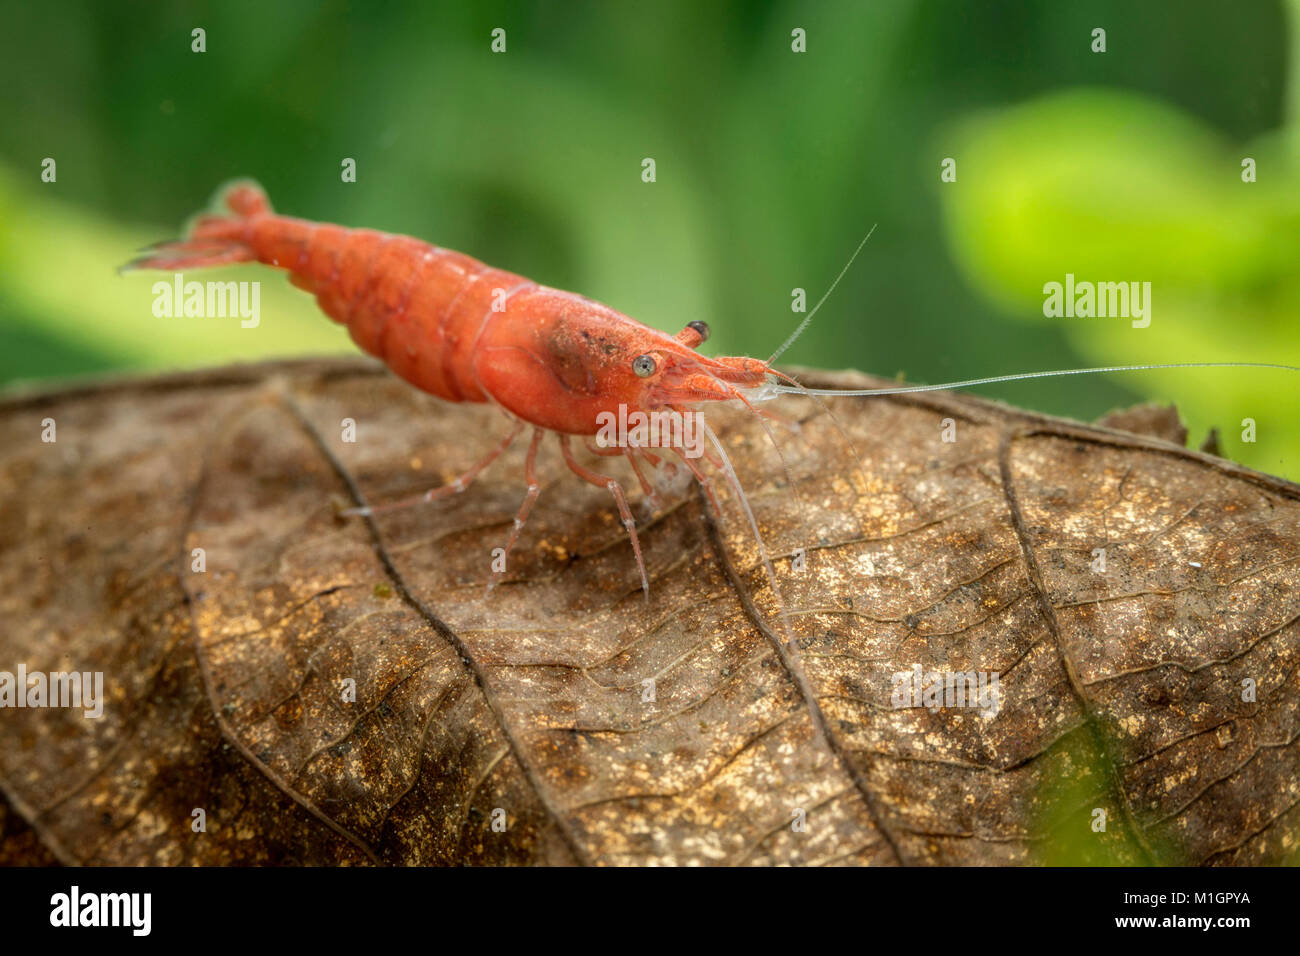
[1,358,1297,865]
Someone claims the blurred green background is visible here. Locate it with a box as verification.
[2,0,1297,475]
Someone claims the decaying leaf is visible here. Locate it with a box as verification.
[1,357,1297,865]
[1096,402,1188,447]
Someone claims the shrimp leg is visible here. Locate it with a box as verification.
[485,428,546,594]
[585,442,676,515]
[666,445,722,515]
[344,421,523,517]
[581,438,665,510]
[559,435,650,601]
[583,437,634,461]
[622,448,667,512]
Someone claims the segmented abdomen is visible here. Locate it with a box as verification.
[248,215,535,403]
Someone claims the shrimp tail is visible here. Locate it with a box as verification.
[119,179,270,273]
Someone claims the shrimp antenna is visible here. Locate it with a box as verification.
[767,224,877,365]
[766,362,1300,397]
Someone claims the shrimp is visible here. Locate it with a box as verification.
[123,180,774,599]
[124,180,1300,609]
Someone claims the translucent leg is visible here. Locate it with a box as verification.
[343,421,523,517]
[559,435,650,601]
[580,437,665,510]
[485,428,545,595]
[669,445,722,514]
[623,448,667,511]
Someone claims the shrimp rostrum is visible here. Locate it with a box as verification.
[125,181,778,598]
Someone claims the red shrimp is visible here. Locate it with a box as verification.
[123,180,779,598]
[124,181,1300,604]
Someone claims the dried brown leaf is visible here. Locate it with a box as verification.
[1,358,1297,865]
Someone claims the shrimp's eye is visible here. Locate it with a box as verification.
[632,354,658,378]
[687,320,710,342]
